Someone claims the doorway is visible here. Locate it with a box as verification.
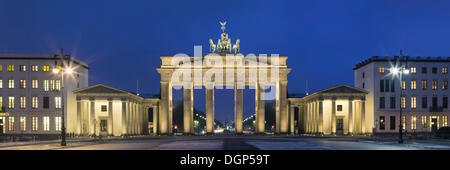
[336,117,344,135]
[431,118,438,133]
[0,118,3,135]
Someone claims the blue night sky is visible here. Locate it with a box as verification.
[1,0,450,123]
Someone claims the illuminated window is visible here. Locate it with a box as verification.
[432,80,438,90]
[20,116,26,131]
[411,97,416,109]
[443,80,448,90]
[411,80,416,90]
[411,116,417,130]
[401,80,406,90]
[43,80,49,91]
[8,79,14,88]
[379,116,385,130]
[8,96,14,109]
[443,67,448,74]
[7,65,14,72]
[422,116,428,128]
[55,80,60,91]
[32,65,38,72]
[55,97,61,109]
[19,79,26,88]
[379,67,385,73]
[0,65,2,71]
[43,116,50,131]
[32,79,38,89]
[8,117,14,131]
[422,80,427,90]
[55,116,61,131]
[42,65,49,72]
[402,116,406,130]
[401,96,406,109]
[0,79,2,88]
[443,116,448,127]
[410,67,416,74]
[32,117,38,131]
[19,65,26,72]
[20,96,26,109]
[0,97,2,109]
[50,80,54,91]
[32,97,38,109]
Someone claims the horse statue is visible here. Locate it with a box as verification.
[233,39,240,54]
[209,39,216,53]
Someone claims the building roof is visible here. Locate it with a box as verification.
[354,56,450,70]
[73,84,159,100]
[0,53,89,69]
[299,84,368,101]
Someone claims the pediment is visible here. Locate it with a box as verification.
[318,85,367,94]
[74,84,128,94]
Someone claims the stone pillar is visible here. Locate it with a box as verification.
[306,102,310,133]
[255,83,265,134]
[331,99,336,134]
[108,99,113,136]
[183,83,193,135]
[159,82,170,134]
[289,104,295,135]
[318,100,323,134]
[90,99,95,135]
[153,106,158,135]
[354,100,361,134]
[234,84,243,134]
[168,83,173,134]
[278,81,288,133]
[205,83,215,134]
[121,99,127,136]
[348,99,353,135]
[361,99,366,134]
[314,100,318,133]
[76,98,82,135]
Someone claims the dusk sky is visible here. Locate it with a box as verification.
[1,0,450,123]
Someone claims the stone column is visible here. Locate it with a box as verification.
[289,104,295,135]
[90,99,95,136]
[306,102,310,133]
[169,83,173,134]
[278,81,288,133]
[234,84,243,134]
[121,99,127,136]
[159,82,170,134]
[318,100,323,134]
[108,99,113,136]
[331,99,336,134]
[348,98,353,135]
[153,106,158,135]
[314,100,318,133]
[255,83,265,133]
[361,99,366,134]
[76,98,82,135]
[183,82,193,135]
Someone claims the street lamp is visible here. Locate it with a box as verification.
[53,51,74,146]
[389,51,409,144]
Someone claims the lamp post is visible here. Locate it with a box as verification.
[390,50,409,144]
[53,49,73,146]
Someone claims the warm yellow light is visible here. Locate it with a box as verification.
[391,67,399,75]
[52,68,60,74]
[65,68,73,74]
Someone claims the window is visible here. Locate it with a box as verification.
[0,79,2,88]
[19,79,26,88]
[362,72,365,78]
[401,80,406,90]
[390,80,395,92]
[50,80,54,91]
[8,96,14,109]
[19,65,26,72]
[401,96,406,109]
[0,65,2,71]
[0,97,2,109]
[432,80,438,90]
[379,116,385,130]
[411,80,416,90]
[335,104,343,112]
[443,116,448,127]
[411,116,417,130]
[422,80,427,90]
[20,96,26,109]
[43,116,50,131]
[42,65,49,72]
[8,79,14,88]
[410,67,416,74]
[31,65,38,72]
[55,97,61,109]
[390,116,396,130]
[402,116,406,130]
[411,97,416,109]
[379,97,385,109]
[443,80,448,90]
[43,97,49,109]
[32,80,38,89]
[422,96,427,108]
[422,116,428,128]
[32,117,38,131]
[55,116,61,131]
[20,116,26,131]
[43,80,49,91]
[8,117,14,131]
[385,79,390,92]
[55,80,60,91]
[7,65,14,72]
[380,79,384,92]
[443,96,448,108]
[443,67,448,74]
[422,67,427,74]
[32,97,38,109]
[379,67,385,73]
[390,97,396,109]
[101,105,108,112]
[432,67,437,74]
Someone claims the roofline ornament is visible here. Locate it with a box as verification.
[209,21,240,54]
